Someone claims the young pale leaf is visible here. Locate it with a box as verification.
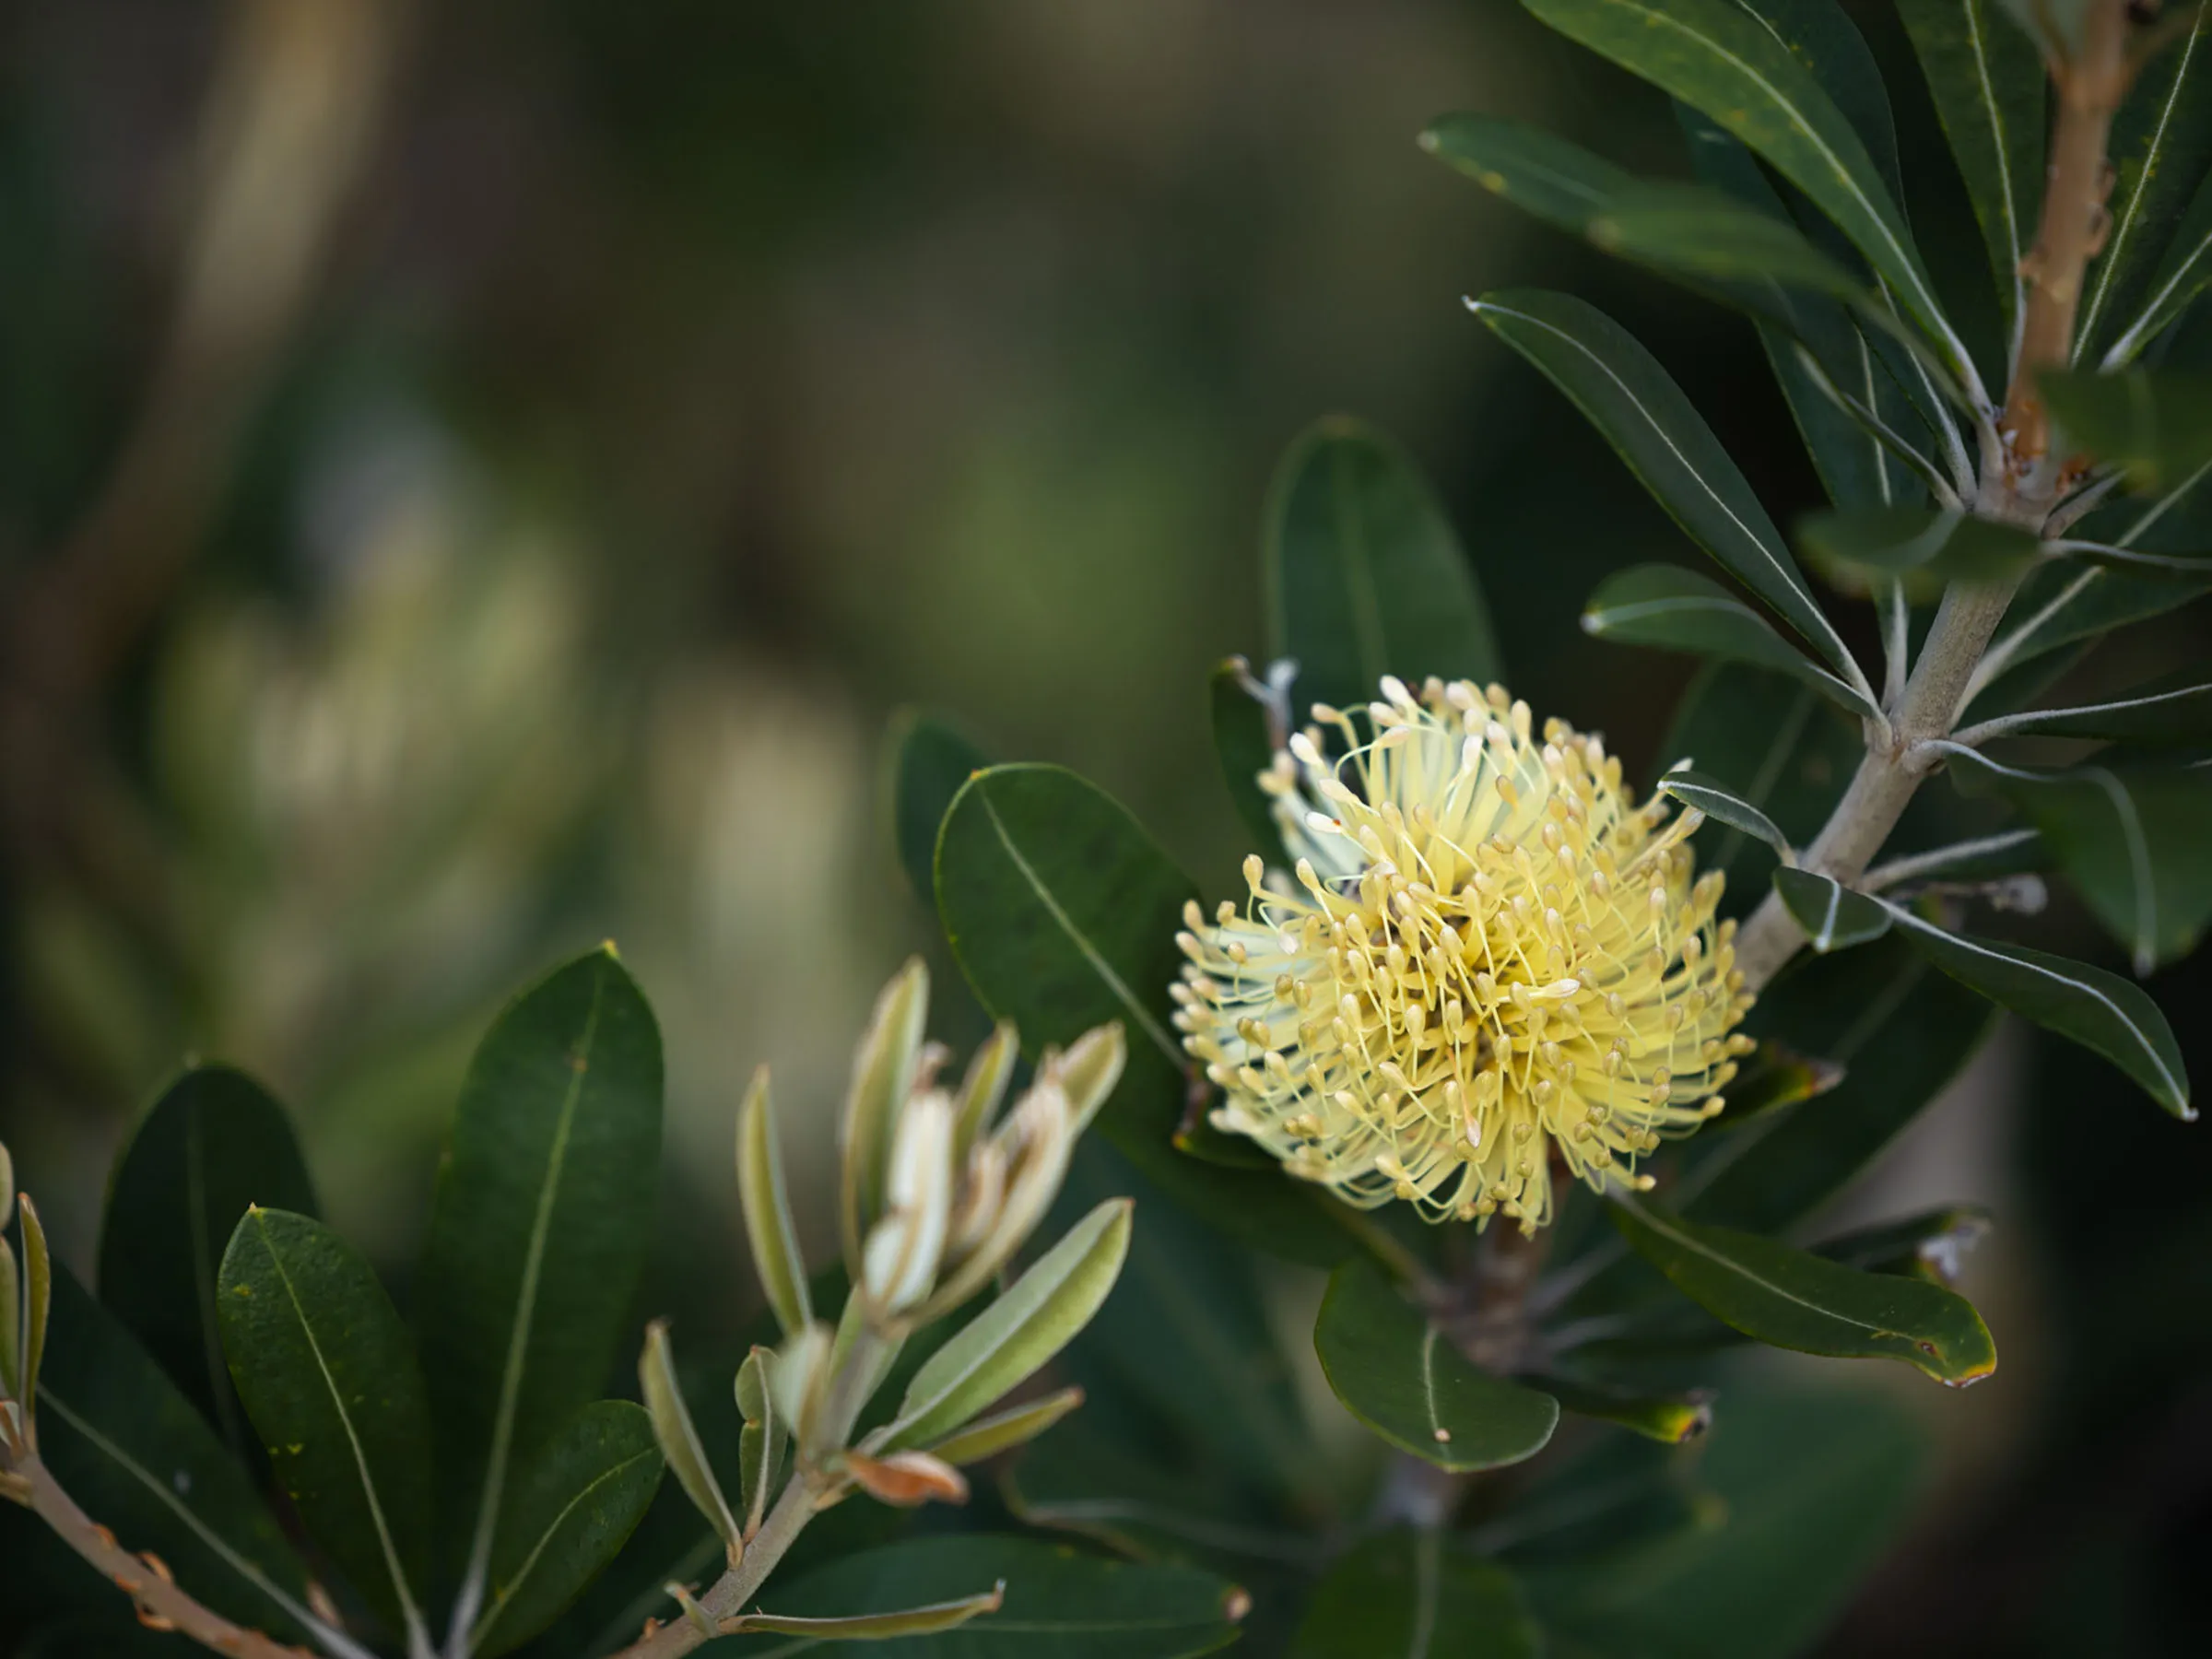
[1814,1205,1992,1285]
[1609,1195,1997,1384]
[1314,1256,1559,1472]
[1942,746,2212,972]
[97,1065,319,1458]
[888,709,990,906]
[638,1322,742,1564]
[0,1235,17,1400]
[471,1400,663,1658]
[218,1207,435,1639]
[1582,563,1873,716]
[2040,368,2212,492]
[1519,0,1977,397]
[841,959,931,1268]
[35,1265,321,1644]
[1797,505,2042,582]
[735,1066,810,1339]
[934,762,1353,1265]
[735,1347,784,1536]
[18,1193,49,1425]
[1772,868,1893,954]
[923,1385,1084,1465]
[1972,665,2212,745]
[1208,656,1290,859]
[1263,415,1501,718]
[415,946,663,1623]
[1657,769,1790,854]
[2076,9,2212,365]
[729,1583,1005,1639]
[1477,288,1876,706]
[1290,1529,1541,1659]
[1884,903,2191,1116]
[1524,1374,1712,1445]
[952,1020,1020,1156]
[1899,0,2046,354]
[880,1197,1131,1451]
[713,1535,1245,1657]
[0,1139,12,1229]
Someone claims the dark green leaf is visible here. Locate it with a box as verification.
[1477,288,1877,707]
[2104,165,2212,368]
[1970,663,2212,744]
[1655,769,1790,853]
[416,947,664,1615]
[1520,0,1979,395]
[1421,112,1630,231]
[1963,556,2212,713]
[729,1584,1006,1640]
[934,762,1353,1265]
[1290,1529,1539,1659]
[1865,827,2047,888]
[1813,1204,1992,1284]
[1522,1385,1925,1659]
[1609,1195,1998,1383]
[2040,367,2212,492]
[1772,867,1893,953]
[32,1265,319,1646]
[1900,0,2046,351]
[1797,505,2042,582]
[2077,7,2212,365]
[1262,416,1500,718]
[1886,900,2192,1116]
[1944,746,2212,972]
[1732,0,1905,204]
[1313,1256,1559,1472]
[1708,1041,1843,1131]
[218,1207,435,1641]
[96,1065,318,1459]
[1524,1372,1712,1443]
[1208,657,1290,859]
[888,710,990,906]
[716,1535,1246,1657]
[471,1401,663,1657]
[1582,563,1871,715]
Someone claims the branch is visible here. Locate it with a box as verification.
[606,1478,817,1659]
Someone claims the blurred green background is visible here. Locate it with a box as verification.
[1,3,2206,1653]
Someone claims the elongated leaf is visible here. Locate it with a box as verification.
[472,1400,663,1657]
[1291,1529,1539,1658]
[1798,505,2042,582]
[1314,1256,1559,1472]
[1610,1195,1997,1383]
[1583,563,1871,714]
[1657,768,1789,853]
[639,1322,741,1561]
[1814,1205,1992,1284]
[0,1235,17,1400]
[2077,6,2212,364]
[1478,288,1874,702]
[33,1265,320,1645]
[1525,1373,1712,1444]
[2041,368,2212,491]
[1966,561,2212,711]
[1521,0,1978,396]
[96,1065,318,1459]
[735,1348,784,1535]
[1708,1041,1843,1131]
[1522,1385,1924,1659]
[19,1193,49,1425]
[1900,0,2045,354]
[1772,867,1892,953]
[1974,665,2212,744]
[730,1583,1005,1639]
[2054,537,2212,578]
[1422,112,1630,228]
[416,947,664,1612]
[1209,656,1291,858]
[925,1386,1084,1465]
[934,762,1353,1265]
[1263,416,1500,718]
[2107,166,2212,368]
[1865,827,2047,889]
[736,1067,811,1339]
[1688,935,1997,1233]
[716,1535,1245,1656]
[1943,746,2212,971]
[1884,903,2191,1116]
[888,710,990,906]
[881,1197,1131,1450]
[218,1207,434,1639]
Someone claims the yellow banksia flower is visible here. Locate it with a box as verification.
[1172,675,1755,1231]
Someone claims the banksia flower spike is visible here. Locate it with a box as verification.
[1173,676,1754,1231]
